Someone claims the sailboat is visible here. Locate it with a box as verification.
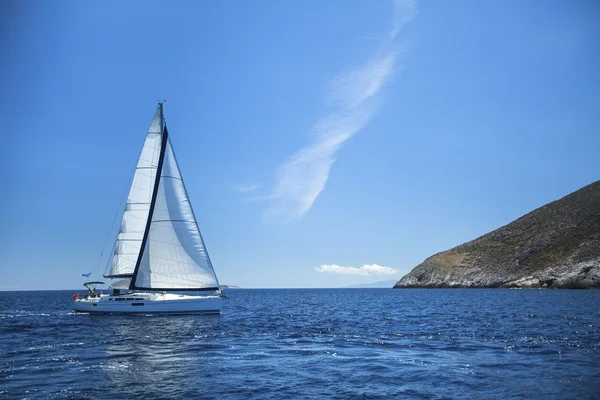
[73,103,224,314]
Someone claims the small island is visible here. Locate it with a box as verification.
[394,180,600,289]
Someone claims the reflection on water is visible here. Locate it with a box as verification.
[97,314,222,397]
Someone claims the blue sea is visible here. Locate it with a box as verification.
[1,289,599,399]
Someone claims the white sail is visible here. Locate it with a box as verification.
[132,137,220,290]
[104,108,163,277]
[74,103,224,315]
[109,278,131,289]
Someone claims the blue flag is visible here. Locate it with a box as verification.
[81,272,91,278]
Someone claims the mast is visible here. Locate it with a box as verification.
[129,103,167,290]
[128,103,220,292]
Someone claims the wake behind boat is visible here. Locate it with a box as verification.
[73,103,224,314]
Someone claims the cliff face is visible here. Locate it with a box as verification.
[394,181,600,289]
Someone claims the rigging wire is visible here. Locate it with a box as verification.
[83,157,139,281]
[86,105,165,282]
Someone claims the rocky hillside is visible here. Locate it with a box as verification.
[394,181,600,289]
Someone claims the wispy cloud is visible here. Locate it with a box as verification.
[232,184,260,193]
[316,264,400,276]
[390,0,417,39]
[266,1,417,222]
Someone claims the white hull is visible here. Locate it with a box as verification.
[72,292,223,314]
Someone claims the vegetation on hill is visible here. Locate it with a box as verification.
[394,181,600,289]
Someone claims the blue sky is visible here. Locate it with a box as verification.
[1,0,599,289]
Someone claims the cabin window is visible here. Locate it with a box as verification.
[132,303,144,306]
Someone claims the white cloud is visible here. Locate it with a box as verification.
[390,0,417,39]
[266,1,417,222]
[266,107,373,222]
[315,264,400,276]
[329,53,397,110]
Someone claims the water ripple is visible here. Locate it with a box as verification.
[1,289,599,399]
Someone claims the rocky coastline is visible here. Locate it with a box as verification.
[394,181,600,289]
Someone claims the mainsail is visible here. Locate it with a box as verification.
[105,104,220,291]
[104,107,162,278]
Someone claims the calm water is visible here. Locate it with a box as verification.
[1,289,599,399]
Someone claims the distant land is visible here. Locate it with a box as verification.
[394,181,600,289]
[220,285,241,289]
[346,279,399,288]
